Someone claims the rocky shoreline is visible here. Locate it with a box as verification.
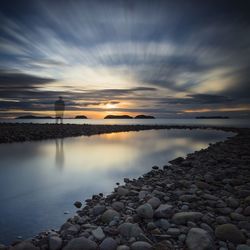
[0,123,241,144]
[0,126,250,250]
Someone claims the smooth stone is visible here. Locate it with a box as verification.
[118,223,142,239]
[167,228,180,236]
[215,224,246,244]
[117,246,130,250]
[172,212,203,225]
[112,201,124,211]
[92,226,105,241]
[136,203,154,219]
[147,197,161,209]
[138,191,149,200]
[49,236,62,250]
[216,216,230,224]
[101,209,120,224]
[227,197,240,208]
[63,237,98,250]
[155,219,170,230]
[93,205,106,216]
[230,212,245,221]
[186,228,214,250]
[154,204,173,218]
[179,194,197,202]
[100,237,117,250]
[130,241,152,250]
[117,187,129,196]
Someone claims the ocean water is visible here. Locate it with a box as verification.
[1,118,250,128]
[0,128,234,244]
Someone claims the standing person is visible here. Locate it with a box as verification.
[54,96,65,124]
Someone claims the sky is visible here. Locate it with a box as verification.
[0,0,250,119]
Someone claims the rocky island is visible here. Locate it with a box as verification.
[134,115,155,119]
[104,115,133,119]
[75,115,88,119]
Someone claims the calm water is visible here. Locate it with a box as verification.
[0,129,234,244]
[1,118,250,128]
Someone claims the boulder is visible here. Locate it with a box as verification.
[100,237,117,250]
[101,209,120,224]
[92,226,105,241]
[118,223,142,239]
[11,242,39,250]
[215,224,246,244]
[130,241,153,250]
[136,203,154,219]
[74,201,82,208]
[49,236,62,250]
[63,237,98,250]
[186,228,214,250]
[172,212,203,225]
[147,197,161,209]
[154,204,173,218]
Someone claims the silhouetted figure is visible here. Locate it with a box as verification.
[54,96,65,124]
[55,138,64,169]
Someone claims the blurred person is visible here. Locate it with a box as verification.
[54,96,65,124]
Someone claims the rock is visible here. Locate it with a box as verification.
[216,216,230,224]
[93,205,106,216]
[112,201,124,211]
[167,228,180,236]
[179,194,197,202]
[74,201,82,208]
[100,237,117,250]
[147,197,161,209]
[101,209,120,224]
[154,204,173,218]
[169,157,184,165]
[118,223,142,239]
[92,226,105,241]
[117,246,130,250]
[215,224,246,244]
[243,206,250,216]
[230,212,245,221]
[136,203,154,219]
[11,242,39,250]
[63,237,98,250]
[155,219,170,230]
[139,191,149,200]
[236,245,250,250]
[130,241,153,250]
[172,212,203,225]
[227,197,240,208]
[49,236,62,250]
[186,228,214,250]
[117,187,129,196]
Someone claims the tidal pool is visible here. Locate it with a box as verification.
[0,128,234,244]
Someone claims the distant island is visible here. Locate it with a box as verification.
[16,115,53,119]
[104,115,133,119]
[195,116,229,119]
[75,115,88,119]
[134,115,155,119]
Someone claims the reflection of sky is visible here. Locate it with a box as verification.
[0,129,233,243]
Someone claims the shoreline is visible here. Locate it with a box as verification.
[0,126,250,249]
[0,123,244,144]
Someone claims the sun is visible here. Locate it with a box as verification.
[105,103,117,109]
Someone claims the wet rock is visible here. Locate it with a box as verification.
[227,197,240,208]
[236,245,250,250]
[74,201,82,208]
[112,201,124,211]
[243,206,250,216]
[130,241,152,250]
[63,236,98,250]
[186,228,214,250]
[117,187,129,196]
[49,236,62,250]
[215,224,246,244]
[117,246,130,250]
[169,157,184,165]
[136,203,154,219]
[99,237,117,250]
[172,212,203,225]
[93,205,106,216]
[101,209,120,224]
[11,241,39,250]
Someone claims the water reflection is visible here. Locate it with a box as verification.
[0,129,234,244]
[55,139,64,170]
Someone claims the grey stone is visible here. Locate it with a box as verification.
[215,224,246,244]
[74,201,82,208]
[154,204,173,218]
[136,203,154,219]
[63,237,98,250]
[100,237,117,250]
[243,206,250,216]
[49,236,62,250]
[172,212,203,225]
[112,201,124,211]
[167,228,180,236]
[92,226,105,241]
[186,228,214,250]
[11,242,39,250]
[147,197,161,209]
[118,223,142,239]
[117,187,129,196]
[130,241,152,250]
[93,205,106,216]
[236,245,250,250]
[117,246,130,250]
[101,209,120,224]
[227,197,240,208]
